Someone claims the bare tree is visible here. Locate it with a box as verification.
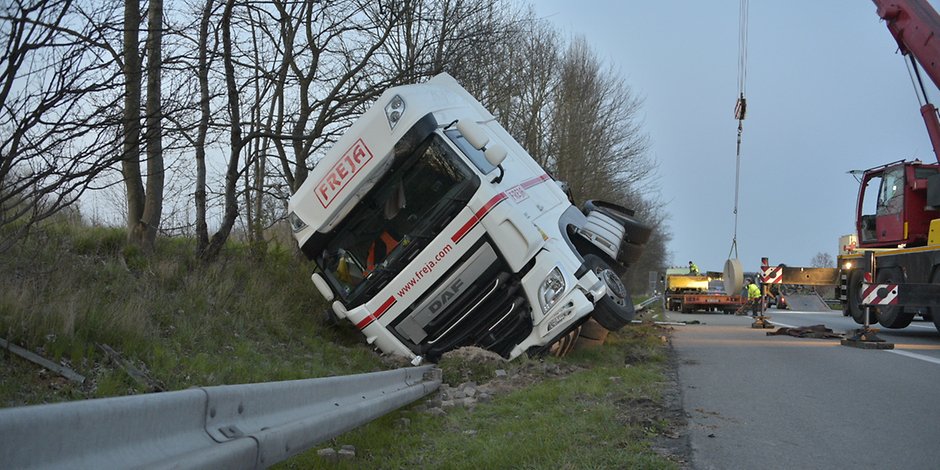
[811,252,834,268]
[121,0,146,248]
[0,0,124,251]
[551,37,652,203]
[500,17,559,167]
[193,0,216,254]
[197,0,241,261]
[0,0,669,272]
[276,0,410,191]
[191,0,420,260]
[139,0,165,250]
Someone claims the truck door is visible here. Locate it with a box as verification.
[858,165,905,247]
[874,166,906,245]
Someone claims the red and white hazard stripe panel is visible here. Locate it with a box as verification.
[861,283,899,305]
[760,266,783,284]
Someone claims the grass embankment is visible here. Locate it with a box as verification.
[1,223,682,468]
[283,324,682,469]
[0,223,381,405]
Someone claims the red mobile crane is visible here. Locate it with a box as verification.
[837,0,940,333]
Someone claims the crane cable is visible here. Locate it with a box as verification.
[730,0,749,260]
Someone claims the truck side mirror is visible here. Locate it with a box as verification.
[311,272,334,302]
[484,145,506,167]
[456,120,489,150]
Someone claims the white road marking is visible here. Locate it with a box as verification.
[908,324,935,330]
[887,349,940,366]
[769,321,798,329]
[772,310,841,315]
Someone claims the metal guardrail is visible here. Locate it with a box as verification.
[0,365,441,469]
[635,294,662,312]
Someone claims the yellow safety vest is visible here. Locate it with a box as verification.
[747,283,761,299]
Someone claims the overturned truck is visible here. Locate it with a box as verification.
[287,74,651,363]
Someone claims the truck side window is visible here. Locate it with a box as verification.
[877,167,904,215]
[444,129,497,174]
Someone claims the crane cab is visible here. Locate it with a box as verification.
[856,160,940,248]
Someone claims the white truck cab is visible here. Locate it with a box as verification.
[288,74,650,362]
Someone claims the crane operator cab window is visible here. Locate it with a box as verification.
[876,167,904,216]
[859,166,904,244]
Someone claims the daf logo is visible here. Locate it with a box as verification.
[429,279,464,314]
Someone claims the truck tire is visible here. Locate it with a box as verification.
[581,200,653,245]
[876,268,914,329]
[665,297,677,312]
[584,254,636,330]
[847,269,879,325]
[929,266,940,334]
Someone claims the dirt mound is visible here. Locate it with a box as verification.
[439,346,506,364]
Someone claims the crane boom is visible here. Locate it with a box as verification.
[874,0,940,163]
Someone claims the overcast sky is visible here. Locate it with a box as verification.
[531,1,940,273]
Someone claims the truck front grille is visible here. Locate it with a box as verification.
[391,240,532,361]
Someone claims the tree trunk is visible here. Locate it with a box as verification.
[194,0,214,256]
[201,0,241,262]
[122,0,145,244]
[140,0,164,252]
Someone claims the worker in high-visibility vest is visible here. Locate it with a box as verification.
[746,278,762,316]
[688,261,699,274]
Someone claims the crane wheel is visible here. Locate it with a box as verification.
[847,269,879,325]
[929,266,940,335]
[876,268,914,329]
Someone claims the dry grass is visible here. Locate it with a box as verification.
[0,220,384,406]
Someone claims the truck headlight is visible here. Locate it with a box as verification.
[843,261,853,269]
[288,212,308,233]
[385,95,405,130]
[539,267,566,313]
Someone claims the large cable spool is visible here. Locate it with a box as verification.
[724,258,744,295]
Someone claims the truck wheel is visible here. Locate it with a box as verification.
[929,266,940,334]
[877,268,914,329]
[847,269,879,325]
[584,254,635,330]
[581,200,652,245]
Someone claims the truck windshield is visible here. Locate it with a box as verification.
[318,132,478,306]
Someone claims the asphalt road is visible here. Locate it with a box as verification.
[666,307,940,470]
